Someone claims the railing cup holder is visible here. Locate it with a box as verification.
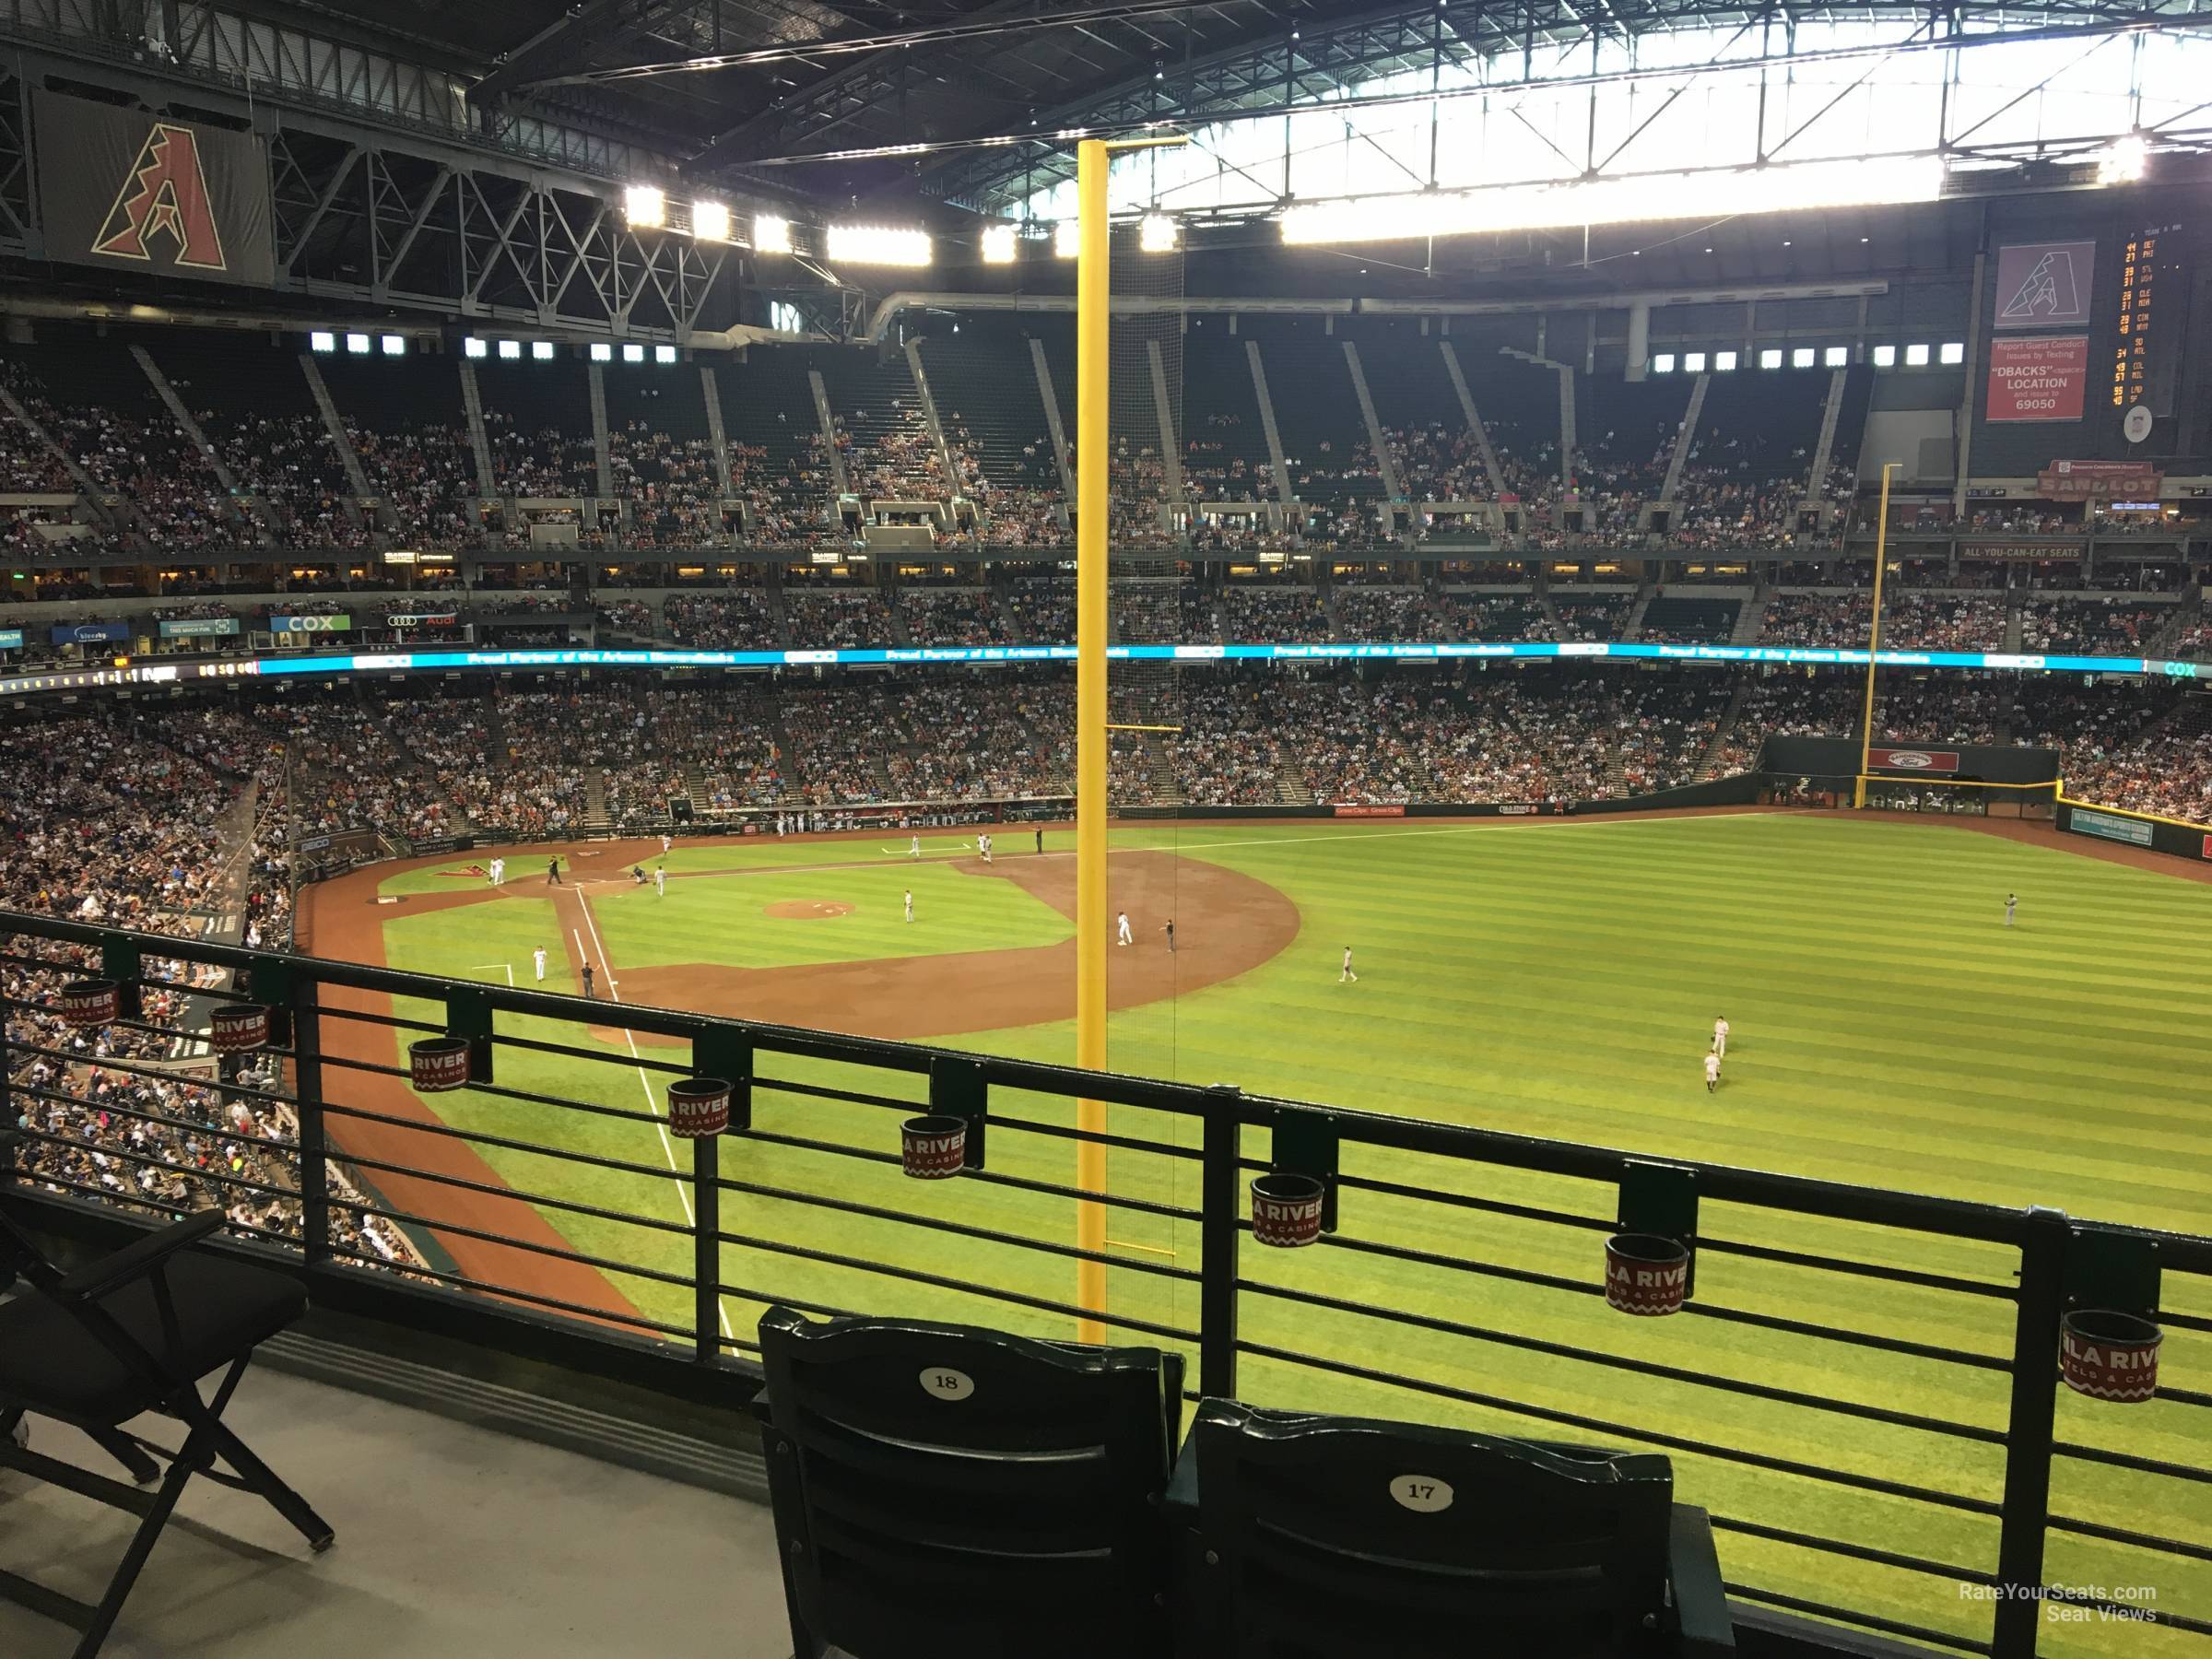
[209,1003,271,1053]
[1605,1232,1690,1316]
[2060,1309,2162,1404]
[900,1115,967,1180]
[58,980,119,1028]
[1250,1172,1326,1248]
[408,1037,473,1093]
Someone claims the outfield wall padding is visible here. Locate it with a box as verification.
[1761,737,2061,783]
[2057,801,2212,864]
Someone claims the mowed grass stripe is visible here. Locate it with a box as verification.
[367,816,2212,1652]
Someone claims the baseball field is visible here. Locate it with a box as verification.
[298,809,2211,1652]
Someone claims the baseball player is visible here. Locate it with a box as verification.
[2004,892,2018,928]
[1162,918,1175,953]
[980,832,992,864]
[547,856,561,886]
[904,889,914,924]
[910,834,922,860]
[654,865,666,897]
[660,832,672,856]
[533,947,547,982]
[1116,911,1134,947]
[580,962,595,998]
[1704,1051,1721,1093]
[488,856,504,887]
[1034,828,1043,855]
[1340,946,1358,983]
[1712,1016,1729,1059]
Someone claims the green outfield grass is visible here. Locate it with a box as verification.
[363,815,2212,1653]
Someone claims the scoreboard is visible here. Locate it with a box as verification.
[2111,221,2187,440]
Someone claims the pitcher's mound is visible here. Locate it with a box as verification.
[766,900,853,920]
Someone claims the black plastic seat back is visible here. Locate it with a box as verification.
[1190,1399,1677,1659]
[756,1305,1181,1659]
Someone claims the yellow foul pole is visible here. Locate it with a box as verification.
[1074,138,1111,1341]
[1854,460,1898,808]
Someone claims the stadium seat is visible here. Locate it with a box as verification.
[754,1305,1181,1659]
[0,1206,334,1658]
[1171,1398,1733,1658]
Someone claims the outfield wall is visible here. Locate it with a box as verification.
[2058,799,2212,864]
[1761,737,2062,784]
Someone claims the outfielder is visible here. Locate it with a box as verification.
[1712,1016,1729,1058]
[654,865,666,897]
[533,946,547,982]
[1116,911,1134,947]
[910,835,922,860]
[1704,1052,1721,1093]
[1340,946,1358,983]
[904,889,914,924]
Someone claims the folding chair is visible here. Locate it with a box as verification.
[0,1206,335,1658]
[754,1305,1181,1659]
[1173,1398,1733,1658]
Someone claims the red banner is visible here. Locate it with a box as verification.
[2201,834,2211,861]
[1332,804,1406,818]
[1868,747,1960,773]
[2037,460,2163,500]
[1986,335,2088,422]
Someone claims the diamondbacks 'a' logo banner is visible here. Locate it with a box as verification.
[1992,241,2097,330]
[33,89,273,287]
[93,124,226,269]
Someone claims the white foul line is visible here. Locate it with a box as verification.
[573,892,735,1346]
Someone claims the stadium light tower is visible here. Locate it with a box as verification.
[1074,132,1185,1343]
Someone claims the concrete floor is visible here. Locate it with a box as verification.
[0,1366,794,1658]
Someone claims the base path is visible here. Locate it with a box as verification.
[297,853,653,1331]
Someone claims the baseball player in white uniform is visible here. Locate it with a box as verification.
[660,833,672,856]
[1704,1052,1721,1092]
[533,947,547,982]
[488,856,504,886]
[654,866,666,897]
[1116,911,1133,946]
[2004,892,2018,928]
[904,889,914,924]
[910,835,922,860]
[1712,1017,1729,1059]
[1340,946,1358,983]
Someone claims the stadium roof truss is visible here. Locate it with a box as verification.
[849,0,2212,221]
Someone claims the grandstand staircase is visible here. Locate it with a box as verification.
[456,360,499,499]
[298,353,382,540]
[0,382,117,520]
[583,769,611,832]
[806,370,851,499]
[1732,591,1771,645]
[586,363,615,498]
[1620,582,1658,641]
[1437,341,1511,500]
[2002,597,2027,653]
[1146,340,1186,500]
[1698,680,1752,780]
[131,343,263,540]
[681,762,712,819]
[1341,341,1405,508]
[1806,368,1850,501]
[1245,340,1298,523]
[763,576,794,648]
[1658,372,1710,507]
[1276,759,1313,806]
[1535,590,1568,638]
[1029,339,1077,499]
[2147,583,2204,657]
[699,365,736,497]
[901,339,965,498]
[1602,743,1630,796]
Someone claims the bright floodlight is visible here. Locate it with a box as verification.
[1279,157,1944,244]
[753,215,792,253]
[2096,134,2147,186]
[497,339,521,359]
[590,343,613,361]
[380,334,406,356]
[531,341,554,360]
[1138,213,1177,253]
[654,345,677,364]
[309,331,335,353]
[826,225,931,266]
[624,184,666,229]
[981,223,1018,265]
[463,336,488,359]
[692,200,732,241]
[1054,220,1080,258]
[622,343,645,363]
[345,332,371,354]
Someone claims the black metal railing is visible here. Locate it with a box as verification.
[2,910,2206,1657]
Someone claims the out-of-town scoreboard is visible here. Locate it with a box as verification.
[2111,221,2186,437]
